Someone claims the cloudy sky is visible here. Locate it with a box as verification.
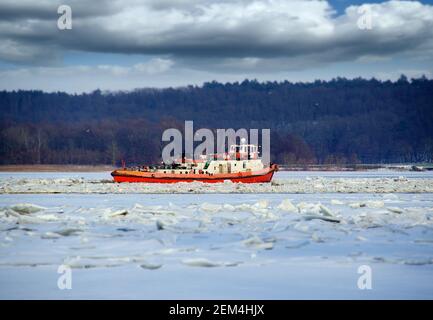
[0,0,432,92]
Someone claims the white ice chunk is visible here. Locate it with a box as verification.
[235,203,252,212]
[181,258,238,268]
[200,202,222,213]
[311,232,325,243]
[139,262,162,270]
[242,236,274,250]
[303,214,340,223]
[349,202,364,208]
[387,207,403,214]
[277,199,297,212]
[331,199,344,205]
[252,200,269,209]
[41,232,61,239]
[222,204,236,211]
[348,201,384,208]
[35,214,59,221]
[105,209,128,218]
[10,203,46,214]
[383,194,399,200]
[297,202,321,214]
[319,204,335,217]
[366,200,385,208]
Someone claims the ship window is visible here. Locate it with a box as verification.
[243,162,246,169]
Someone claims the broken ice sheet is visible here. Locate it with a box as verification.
[2,170,433,194]
[1,176,433,298]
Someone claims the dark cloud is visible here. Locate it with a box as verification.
[0,0,432,72]
[0,1,119,21]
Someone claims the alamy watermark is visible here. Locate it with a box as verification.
[56,4,373,32]
[357,6,373,30]
[57,264,72,290]
[57,5,72,30]
[161,121,271,165]
[357,265,372,290]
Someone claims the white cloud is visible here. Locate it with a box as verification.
[1,1,432,63]
[133,58,174,74]
[0,58,178,92]
[0,0,433,91]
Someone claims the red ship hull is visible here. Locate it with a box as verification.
[112,164,278,183]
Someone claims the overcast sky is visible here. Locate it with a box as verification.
[0,0,432,92]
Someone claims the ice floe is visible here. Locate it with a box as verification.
[139,262,163,270]
[331,199,344,205]
[9,203,46,214]
[242,236,275,250]
[2,176,433,194]
[0,192,433,296]
[181,258,240,267]
[277,199,297,212]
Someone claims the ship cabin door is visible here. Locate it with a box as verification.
[219,164,223,174]
[227,162,231,173]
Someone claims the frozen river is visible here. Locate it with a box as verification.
[1,170,433,194]
[1,169,433,180]
[1,171,433,299]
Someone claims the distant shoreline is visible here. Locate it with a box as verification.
[0,165,116,172]
[0,164,431,172]
[279,164,432,172]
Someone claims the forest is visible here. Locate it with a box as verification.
[1,75,432,166]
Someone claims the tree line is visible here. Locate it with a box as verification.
[1,75,432,165]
